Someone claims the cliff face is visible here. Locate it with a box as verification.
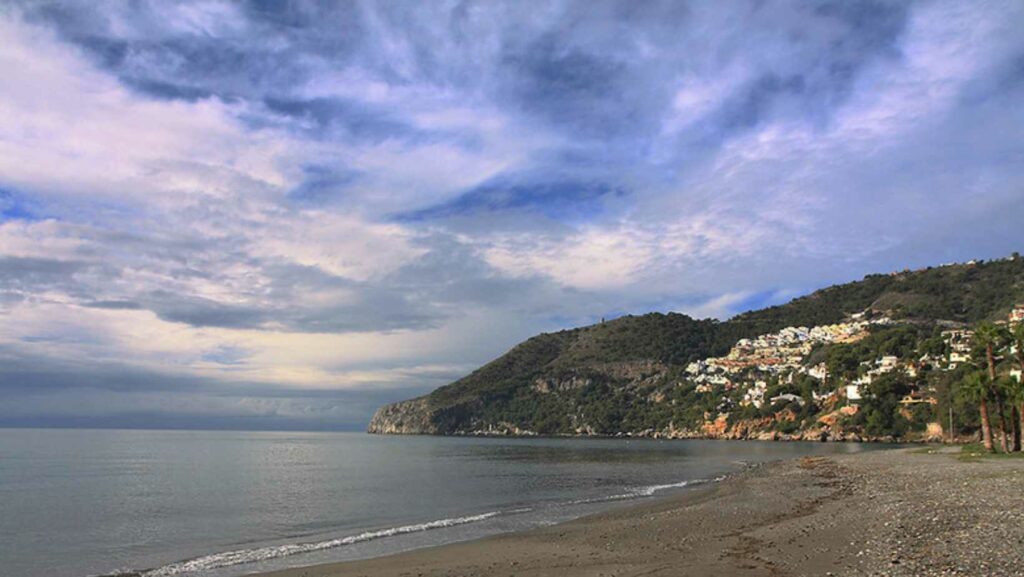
[367,398,440,435]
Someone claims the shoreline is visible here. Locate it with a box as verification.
[369,430,949,443]
[256,447,1024,577]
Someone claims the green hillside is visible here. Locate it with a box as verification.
[368,256,1024,439]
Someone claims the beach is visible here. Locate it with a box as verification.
[260,447,1024,577]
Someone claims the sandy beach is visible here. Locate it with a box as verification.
[259,447,1024,577]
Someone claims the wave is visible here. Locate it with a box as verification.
[568,476,714,505]
[106,475,730,577]
[129,510,507,577]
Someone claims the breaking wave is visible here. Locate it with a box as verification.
[130,511,507,576]
[568,475,721,505]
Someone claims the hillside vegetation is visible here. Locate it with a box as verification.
[368,256,1024,440]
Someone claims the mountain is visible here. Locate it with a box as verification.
[368,255,1024,440]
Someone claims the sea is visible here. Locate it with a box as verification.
[0,429,893,577]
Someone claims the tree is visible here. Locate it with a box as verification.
[1012,322,1024,451]
[959,372,995,453]
[861,373,912,438]
[1001,375,1023,452]
[974,322,1010,452]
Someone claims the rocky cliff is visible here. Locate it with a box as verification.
[366,398,440,434]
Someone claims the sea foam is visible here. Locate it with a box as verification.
[138,511,504,576]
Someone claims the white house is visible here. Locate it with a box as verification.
[949,351,970,367]
[807,362,828,381]
[846,384,863,402]
[877,356,899,371]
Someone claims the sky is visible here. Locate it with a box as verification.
[1,1,1022,430]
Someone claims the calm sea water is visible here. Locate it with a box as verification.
[0,429,891,577]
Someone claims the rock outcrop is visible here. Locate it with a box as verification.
[367,398,439,435]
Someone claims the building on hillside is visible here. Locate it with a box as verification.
[876,356,899,371]
[845,384,863,402]
[943,329,973,352]
[741,381,767,409]
[769,393,805,407]
[1010,304,1024,325]
[806,362,828,381]
[850,357,900,386]
[948,351,970,368]
[899,391,936,405]
[685,360,707,375]
[812,390,836,405]
[1012,368,1022,383]
[943,329,973,368]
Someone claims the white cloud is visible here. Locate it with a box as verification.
[662,65,752,135]
[0,14,293,205]
[483,223,702,292]
[830,1,1018,145]
[343,139,516,212]
[485,229,643,291]
[679,291,752,321]
[296,66,562,215]
[256,211,425,281]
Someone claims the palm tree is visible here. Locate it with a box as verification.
[960,372,995,452]
[1013,322,1024,373]
[975,322,1010,452]
[1004,375,1024,452]
[1007,319,1024,450]
[991,376,1021,452]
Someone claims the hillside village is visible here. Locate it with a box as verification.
[686,316,886,404]
[674,303,1024,442]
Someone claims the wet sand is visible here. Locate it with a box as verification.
[260,447,1024,577]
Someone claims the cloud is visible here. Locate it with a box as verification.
[0,1,1022,429]
[483,224,678,291]
[0,15,293,205]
